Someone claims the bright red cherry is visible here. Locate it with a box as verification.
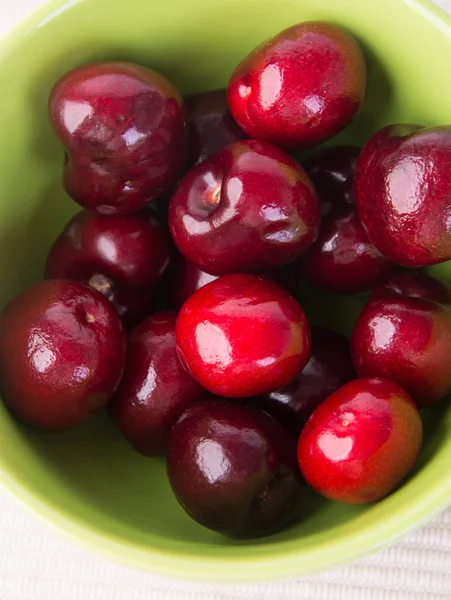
[297,378,422,503]
[228,22,366,149]
[175,274,311,397]
[49,62,187,215]
[0,280,126,430]
[109,312,208,456]
[169,139,320,275]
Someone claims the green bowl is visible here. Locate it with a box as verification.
[0,0,450,582]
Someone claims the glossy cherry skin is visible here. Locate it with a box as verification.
[171,258,219,310]
[297,377,422,504]
[185,88,246,167]
[227,22,366,149]
[175,274,311,397]
[355,124,451,267]
[0,280,126,431]
[371,271,451,305]
[303,145,360,215]
[45,210,172,326]
[49,62,187,215]
[258,327,356,435]
[170,257,299,310]
[351,282,451,408]
[297,205,395,294]
[169,139,320,275]
[167,400,305,537]
[109,312,208,456]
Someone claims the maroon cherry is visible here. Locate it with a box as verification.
[45,210,173,326]
[227,22,366,149]
[169,139,320,275]
[297,377,422,503]
[351,276,451,408]
[185,88,246,167]
[258,327,356,434]
[170,257,299,310]
[297,205,395,294]
[303,145,360,215]
[371,271,451,305]
[171,258,219,310]
[0,280,126,431]
[167,400,305,537]
[109,312,208,456]
[355,124,451,267]
[175,274,311,397]
[49,62,187,215]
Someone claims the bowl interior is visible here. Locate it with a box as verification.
[0,0,450,582]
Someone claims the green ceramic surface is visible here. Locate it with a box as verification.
[0,0,450,582]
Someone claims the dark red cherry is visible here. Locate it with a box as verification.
[0,280,126,430]
[110,312,208,456]
[258,327,356,434]
[185,88,246,166]
[167,400,305,537]
[49,62,187,214]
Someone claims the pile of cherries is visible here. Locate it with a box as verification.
[1,21,450,539]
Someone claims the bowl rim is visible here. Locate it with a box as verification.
[0,0,451,583]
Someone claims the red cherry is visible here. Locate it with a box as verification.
[303,145,360,215]
[49,62,187,214]
[355,124,451,267]
[167,400,305,537]
[258,327,356,434]
[297,378,422,504]
[185,88,246,166]
[351,274,451,408]
[0,280,126,431]
[175,274,311,397]
[298,206,395,294]
[109,312,208,456]
[169,139,320,275]
[228,22,366,149]
[45,209,172,326]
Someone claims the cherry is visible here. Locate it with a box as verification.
[371,271,451,305]
[167,400,305,537]
[0,280,126,430]
[185,88,246,166]
[109,312,208,456]
[227,22,366,149]
[170,257,299,310]
[355,124,451,267]
[171,257,219,310]
[175,274,311,397]
[258,327,356,434]
[45,209,172,326]
[303,145,360,215]
[49,62,187,215]
[297,377,422,503]
[297,205,395,294]
[169,139,320,275]
[351,275,451,408]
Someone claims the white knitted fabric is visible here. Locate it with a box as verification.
[1,2,451,599]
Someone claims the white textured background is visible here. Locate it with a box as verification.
[1,1,451,599]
